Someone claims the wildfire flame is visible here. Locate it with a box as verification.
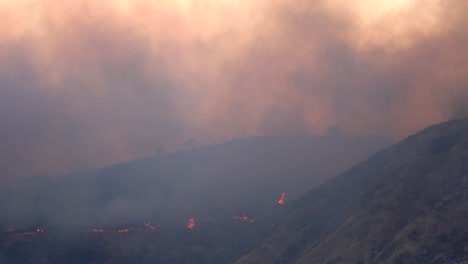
[5,209,276,236]
[278,192,286,205]
[86,221,156,233]
[144,221,156,231]
[187,217,195,229]
[117,227,138,233]
[22,228,45,235]
[233,214,255,223]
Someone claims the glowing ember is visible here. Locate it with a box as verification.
[144,221,156,231]
[278,192,286,205]
[22,228,44,235]
[117,228,130,233]
[233,214,255,223]
[4,226,14,232]
[187,217,195,229]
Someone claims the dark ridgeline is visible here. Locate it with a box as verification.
[0,132,390,264]
[236,119,468,264]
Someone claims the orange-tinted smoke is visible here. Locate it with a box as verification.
[0,0,467,179]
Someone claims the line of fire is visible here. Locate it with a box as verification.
[2,193,286,236]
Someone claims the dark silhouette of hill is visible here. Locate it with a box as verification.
[0,133,390,263]
[236,119,468,264]
[0,133,390,229]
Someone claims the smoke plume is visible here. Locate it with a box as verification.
[0,0,467,178]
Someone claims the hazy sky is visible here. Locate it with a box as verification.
[1,0,467,178]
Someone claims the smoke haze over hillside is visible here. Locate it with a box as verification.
[1,0,467,178]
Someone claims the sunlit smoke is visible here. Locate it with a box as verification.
[0,0,467,179]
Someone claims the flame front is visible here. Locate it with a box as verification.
[278,192,286,205]
[187,217,195,229]
[22,228,45,235]
[233,214,255,223]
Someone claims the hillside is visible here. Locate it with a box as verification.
[0,133,390,263]
[236,119,468,264]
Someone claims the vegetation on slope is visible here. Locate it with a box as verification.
[236,119,468,264]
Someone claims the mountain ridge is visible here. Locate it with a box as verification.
[236,119,468,264]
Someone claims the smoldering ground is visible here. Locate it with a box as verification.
[0,133,391,229]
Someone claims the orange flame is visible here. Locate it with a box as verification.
[233,214,255,223]
[278,192,286,205]
[117,227,130,233]
[22,228,44,235]
[187,217,195,229]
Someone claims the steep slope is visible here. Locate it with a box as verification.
[236,119,468,264]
